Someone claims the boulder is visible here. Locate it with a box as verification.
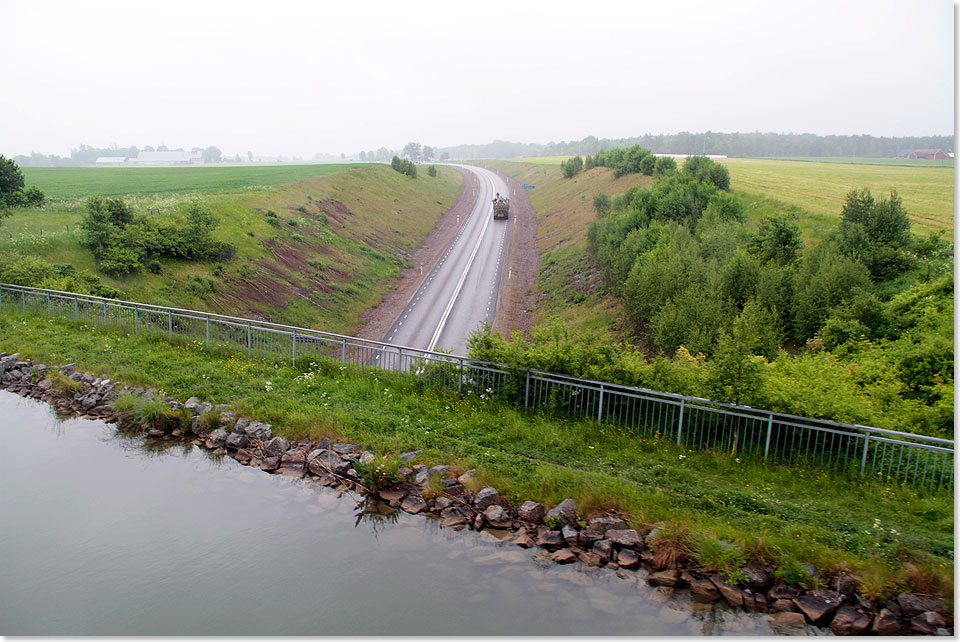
[483,505,513,529]
[184,397,201,412]
[443,483,464,496]
[196,401,214,416]
[429,465,450,479]
[474,487,500,509]
[578,524,606,547]
[225,431,248,450]
[399,450,420,463]
[359,451,375,466]
[306,449,338,476]
[593,539,613,563]
[578,551,604,567]
[898,593,943,619]
[768,612,807,635]
[265,436,290,456]
[561,524,580,547]
[440,507,467,527]
[333,459,353,476]
[332,442,360,455]
[794,590,843,625]
[513,532,536,548]
[768,583,799,600]
[517,501,546,524]
[551,549,576,564]
[588,514,629,533]
[434,497,454,511]
[690,579,721,603]
[710,576,744,607]
[616,548,639,569]
[912,611,947,635]
[772,599,798,613]
[832,571,857,597]
[536,530,565,548]
[260,456,280,472]
[741,565,773,592]
[456,469,477,485]
[648,570,683,587]
[870,608,901,635]
[829,606,872,636]
[401,492,427,514]
[233,417,252,433]
[605,529,643,549]
[243,422,270,441]
[545,498,578,524]
[205,428,228,448]
[378,489,407,503]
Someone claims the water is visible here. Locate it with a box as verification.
[0,391,776,635]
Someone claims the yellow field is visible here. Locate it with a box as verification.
[720,158,954,238]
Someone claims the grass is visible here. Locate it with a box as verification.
[771,156,954,168]
[0,311,952,603]
[3,164,462,334]
[720,158,954,239]
[21,164,368,199]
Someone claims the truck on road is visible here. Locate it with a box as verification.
[493,193,510,220]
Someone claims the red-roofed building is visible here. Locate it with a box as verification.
[898,149,950,160]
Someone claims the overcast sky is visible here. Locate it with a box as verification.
[1,0,954,158]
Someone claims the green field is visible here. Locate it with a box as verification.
[22,163,369,199]
[3,163,462,334]
[773,156,953,168]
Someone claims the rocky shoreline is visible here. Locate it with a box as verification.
[1,351,952,637]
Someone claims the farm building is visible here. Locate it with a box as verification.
[128,150,203,165]
[897,148,950,160]
[94,156,128,165]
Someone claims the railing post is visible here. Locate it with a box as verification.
[396,347,402,378]
[764,414,774,459]
[103,300,107,326]
[74,295,79,321]
[292,328,297,364]
[597,383,604,423]
[861,434,870,474]
[168,311,173,340]
[21,288,25,312]
[341,338,347,364]
[46,292,50,317]
[676,399,686,446]
[135,307,139,334]
[458,358,463,395]
[247,322,252,356]
[524,370,531,408]
[205,314,210,346]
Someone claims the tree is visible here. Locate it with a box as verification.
[751,214,802,266]
[707,324,766,456]
[838,189,914,280]
[427,165,438,177]
[358,151,367,161]
[183,201,217,249]
[202,146,222,163]
[561,155,583,178]
[80,197,118,261]
[402,142,422,162]
[247,151,253,162]
[592,193,611,217]
[0,155,26,207]
[422,145,434,162]
[440,152,450,161]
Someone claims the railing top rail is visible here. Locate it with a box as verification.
[2,282,953,450]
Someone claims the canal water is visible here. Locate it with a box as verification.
[0,391,778,635]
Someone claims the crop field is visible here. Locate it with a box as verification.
[772,156,953,168]
[21,163,369,199]
[720,158,954,238]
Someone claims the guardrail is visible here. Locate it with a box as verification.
[1,282,953,489]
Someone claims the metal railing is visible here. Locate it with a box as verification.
[1,282,953,490]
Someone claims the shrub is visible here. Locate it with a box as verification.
[351,455,404,491]
[146,259,162,274]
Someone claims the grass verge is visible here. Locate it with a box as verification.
[0,311,952,603]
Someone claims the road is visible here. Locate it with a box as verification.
[380,165,510,357]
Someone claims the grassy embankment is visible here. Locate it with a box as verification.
[483,157,954,342]
[0,311,952,602]
[4,164,462,333]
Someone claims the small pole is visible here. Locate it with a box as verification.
[397,347,402,377]
[46,293,50,317]
[764,414,774,459]
[676,399,686,446]
[458,358,464,395]
[21,289,25,311]
[247,322,252,356]
[74,296,78,321]
[341,338,347,363]
[524,370,531,408]
[135,307,139,334]
[168,311,173,340]
[292,328,298,363]
[861,434,870,474]
[597,384,604,423]
[420,262,423,275]
[509,266,512,280]
[205,314,210,346]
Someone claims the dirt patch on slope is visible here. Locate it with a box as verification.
[491,171,538,338]
[356,168,478,342]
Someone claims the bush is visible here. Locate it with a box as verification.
[390,156,416,178]
[146,259,162,274]
[23,185,45,207]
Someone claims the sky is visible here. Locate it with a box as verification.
[1,0,954,158]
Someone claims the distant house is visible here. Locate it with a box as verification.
[898,149,950,160]
[128,151,203,165]
[94,156,128,165]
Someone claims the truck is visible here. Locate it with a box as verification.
[492,193,510,220]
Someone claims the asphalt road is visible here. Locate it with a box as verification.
[381,165,510,357]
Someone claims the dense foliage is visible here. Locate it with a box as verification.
[471,156,954,436]
[0,156,45,208]
[390,156,417,178]
[79,197,236,276]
